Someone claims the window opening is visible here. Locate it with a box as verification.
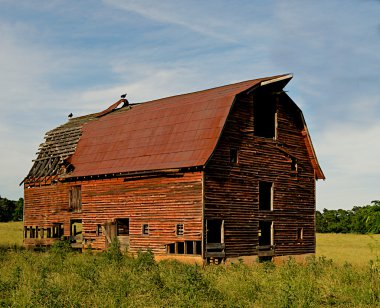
[47,227,51,238]
[291,157,298,172]
[259,181,273,211]
[116,219,130,236]
[69,186,82,212]
[176,224,184,236]
[168,243,175,253]
[206,220,223,243]
[142,224,149,235]
[297,227,303,241]
[259,221,273,246]
[196,241,202,254]
[96,224,102,236]
[230,148,238,164]
[177,242,185,254]
[185,241,194,254]
[254,94,277,138]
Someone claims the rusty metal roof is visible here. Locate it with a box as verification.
[70,76,286,177]
[69,74,327,179]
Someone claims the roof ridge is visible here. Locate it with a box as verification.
[136,74,289,106]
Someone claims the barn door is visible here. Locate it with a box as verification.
[102,221,116,248]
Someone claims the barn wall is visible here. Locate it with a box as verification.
[204,89,316,258]
[24,171,203,254]
[24,182,73,247]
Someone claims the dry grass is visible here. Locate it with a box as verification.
[316,233,380,266]
[0,221,23,246]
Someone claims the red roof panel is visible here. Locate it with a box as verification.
[70,75,288,177]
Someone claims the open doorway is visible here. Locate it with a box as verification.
[258,221,273,246]
[116,218,130,252]
[206,219,225,263]
[70,219,83,249]
[258,220,274,260]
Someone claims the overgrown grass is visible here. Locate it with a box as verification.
[1,247,380,307]
[2,223,380,306]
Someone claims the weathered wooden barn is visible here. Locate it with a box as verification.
[23,74,324,263]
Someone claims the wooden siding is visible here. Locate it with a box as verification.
[24,172,203,254]
[204,89,316,258]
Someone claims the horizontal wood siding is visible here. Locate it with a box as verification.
[204,90,316,258]
[24,172,203,254]
[24,184,72,240]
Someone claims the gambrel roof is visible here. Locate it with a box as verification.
[24,74,324,184]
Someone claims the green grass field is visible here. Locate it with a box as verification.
[1,222,380,306]
[0,221,23,246]
[317,233,380,266]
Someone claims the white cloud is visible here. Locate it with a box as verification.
[315,123,380,210]
[317,123,380,175]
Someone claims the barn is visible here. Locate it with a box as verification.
[22,74,324,263]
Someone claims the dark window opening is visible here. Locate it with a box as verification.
[259,221,273,246]
[297,227,303,241]
[176,224,184,236]
[168,243,175,253]
[166,241,201,255]
[96,224,102,236]
[69,186,82,212]
[47,227,52,238]
[291,157,298,172]
[29,226,35,238]
[50,224,64,239]
[142,224,149,235]
[195,241,202,254]
[254,95,276,138]
[230,148,238,164]
[185,241,194,254]
[116,219,130,236]
[177,242,184,254]
[207,220,223,243]
[259,181,273,211]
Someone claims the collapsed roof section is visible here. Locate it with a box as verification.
[22,114,97,185]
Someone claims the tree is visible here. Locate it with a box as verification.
[13,198,24,221]
[0,196,16,222]
[316,200,380,234]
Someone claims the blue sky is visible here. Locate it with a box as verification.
[0,0,379,210]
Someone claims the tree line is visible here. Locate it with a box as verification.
[0,196,23,222]
[317,200,380,234]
